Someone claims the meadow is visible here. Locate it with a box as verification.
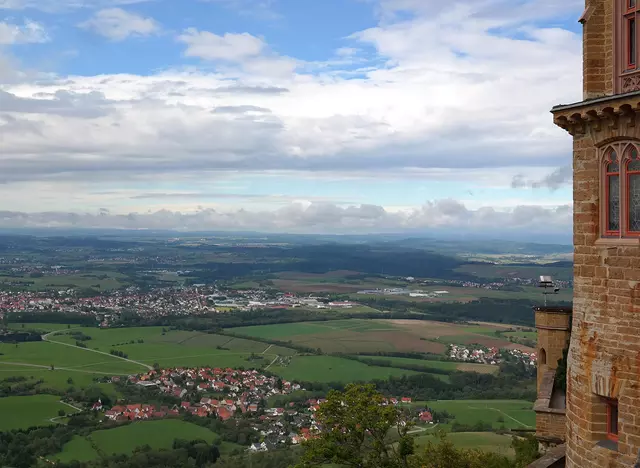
[355,356,498,375]
[0,395,78,431]
[231,318,534,355]
[0,271,127,291]
[414,400,535,430]
[52,419,239,463]
[269,355,421,383]
[412,432,516,457]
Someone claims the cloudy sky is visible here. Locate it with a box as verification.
[0,0,582,235]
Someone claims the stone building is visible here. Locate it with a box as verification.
[544,0,640,466]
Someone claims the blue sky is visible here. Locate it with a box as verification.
[0,0,583,235]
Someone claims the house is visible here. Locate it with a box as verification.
[401,397,412,404]
[217,407,233,421]
[419,411,433,423]
[249,442,268,452]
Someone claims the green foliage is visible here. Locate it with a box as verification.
[296,383,415,468]
[554,346,569,392]
[411,432,513,468]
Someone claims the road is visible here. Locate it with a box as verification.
[42,330,153,371]
[407,423,439,434]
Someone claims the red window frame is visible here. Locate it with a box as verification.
[605,398,619,442]
[627,157,640,236]
[605,152,621,237]
[625,0,638,70]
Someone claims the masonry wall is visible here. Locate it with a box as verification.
[535,310,570,393]
[583,0,614,98]
[536,413,568,442]
[566,130,640,467]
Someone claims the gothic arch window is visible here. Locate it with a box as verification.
[605,148,621,236]
[601,142,640,238]
[539,348,547,366]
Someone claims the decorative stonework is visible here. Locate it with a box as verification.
[623,74,640,94]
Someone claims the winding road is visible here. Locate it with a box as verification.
[42,330,152,371]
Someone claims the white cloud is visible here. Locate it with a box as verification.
[78,8,160,41]
[0,20,48,44]
[0,0,582,233]
[0,200,572,235]
[178,29,265,61]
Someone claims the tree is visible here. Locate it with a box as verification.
[67,377,74,385]
[57,409,66,417]
[296,383,414,468]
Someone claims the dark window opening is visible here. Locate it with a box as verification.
[630,18,637,67]
[606,399,619,442]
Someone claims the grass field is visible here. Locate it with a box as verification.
[231,319,534,355]
[52,419,238,463]
[270,355,421,383]
[413,432,516,457]
[0,271,127,291]
[0,395,78,431]
[356,356,498,375]
[414,400,535,430]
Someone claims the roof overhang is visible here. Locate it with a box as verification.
[551,91,640,135]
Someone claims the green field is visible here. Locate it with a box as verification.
[0,271,127,291]
[414,400,535,430]
[503,331,538,341]
[269,355,420,383]
[44,327,299,370]
[0,395,78,431]
[52,420,236,463]
[356,356,498,375]
[413,432,516,457]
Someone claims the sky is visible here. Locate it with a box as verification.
[0,0,584,237]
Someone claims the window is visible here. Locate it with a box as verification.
[605,149,620,236]
[625,0,639,70]
[606,398,619,442]
[600,143,640,239]
[628,147,640,234]
[539,348,546,365]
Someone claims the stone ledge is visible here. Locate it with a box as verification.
[525,444,566,468]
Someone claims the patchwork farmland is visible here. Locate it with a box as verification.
[231,318,535,355]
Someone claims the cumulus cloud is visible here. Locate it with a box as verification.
[78,8,160,41]
[0,200,572,234]
[0,20,48,44]
[178,30,265,61]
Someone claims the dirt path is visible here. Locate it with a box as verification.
[262,344,273,355]
[265,355,279,370]
[42,330,152,371]
[408,423,439,434]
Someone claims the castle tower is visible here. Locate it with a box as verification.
[533,306,571,447]
[550,1,640,466]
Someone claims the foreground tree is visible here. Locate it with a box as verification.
[295,383,414,468]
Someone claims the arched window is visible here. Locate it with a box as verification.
[605,149,621,235]
[539,348,547,366]
[627,146,640,234]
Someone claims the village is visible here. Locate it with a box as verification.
[96,366,434,451]
[448,344,536,367]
